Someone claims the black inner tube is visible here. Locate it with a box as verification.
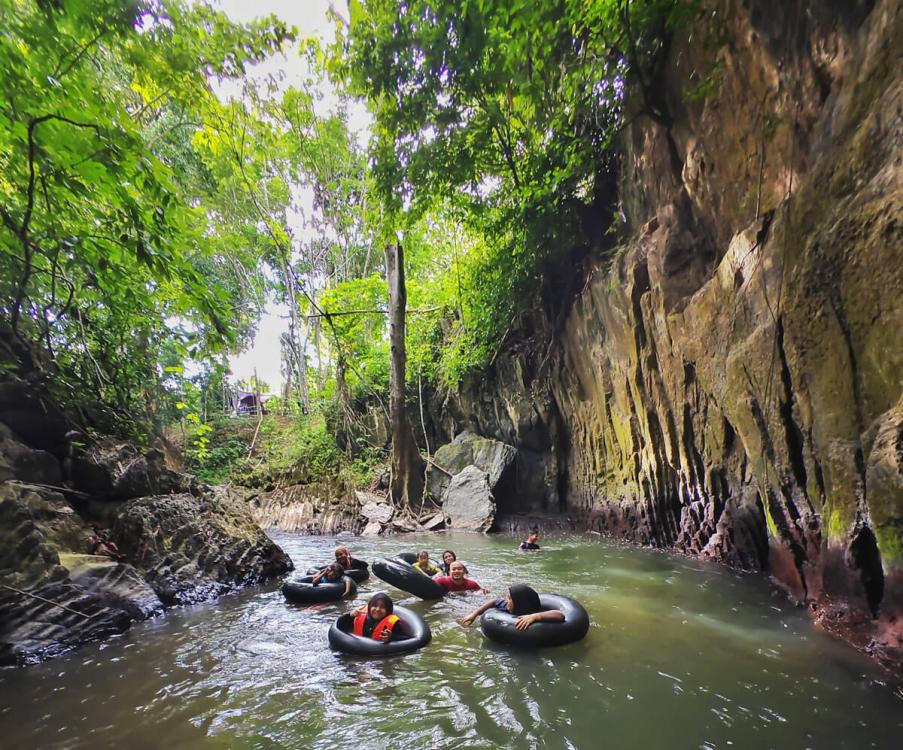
[306,564,369,584]
[283,575,357,604]
[395,552,441,570]
[327,605,431,656]
[480,594,589,647]
[372,558,446,600]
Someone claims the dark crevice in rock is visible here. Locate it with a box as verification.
[549,396,570,514]
[765,489,809,599]
[826,294,865,435]
[776,320,809,494]
[631,260,650,351]
[849,525,884,617]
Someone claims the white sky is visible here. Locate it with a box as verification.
[215,0,368,392]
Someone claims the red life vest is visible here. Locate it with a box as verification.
[353,612,400,640]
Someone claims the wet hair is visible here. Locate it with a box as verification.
[418,550,430,558]
[442,549,456,561]
[508,584,542,616]
[367,592,394,616]
[326,562,345,578]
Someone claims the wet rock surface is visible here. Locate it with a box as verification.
[441,0,903,671]
[250,482,363,535]
[0,383,292,666]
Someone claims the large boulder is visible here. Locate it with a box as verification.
[0,423,62,485]
[0,482,148,665]
[426,432,516,503]
[95,486,292,606]
[443,465,496,532]
[0,478,293,665]
[68,444,193,500]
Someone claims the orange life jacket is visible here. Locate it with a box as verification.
[353,612,400,640]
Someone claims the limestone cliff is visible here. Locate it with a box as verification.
[444,0,903,671]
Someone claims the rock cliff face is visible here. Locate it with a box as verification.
[444,0,903,670]
[0,376,292,666]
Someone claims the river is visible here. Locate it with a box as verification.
[0,531,900,749]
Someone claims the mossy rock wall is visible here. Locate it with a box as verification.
[445,0,903,670]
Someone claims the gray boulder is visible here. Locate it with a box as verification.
[361,500,394,525]
[443,465,495,532]
[426,433,516,502]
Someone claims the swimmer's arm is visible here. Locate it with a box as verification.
[514,609,565,630]
[458,598,497,626]
[343,578,353,596]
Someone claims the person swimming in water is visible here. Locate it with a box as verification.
[334,546,368,570]
[458,584,564,630]
[439,549,457,575]
[434,561,487,594]
[311,562,355,597]
[518,528,540,550]
[351,592,412,641]
[412,550,442,577]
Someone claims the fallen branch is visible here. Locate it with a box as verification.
[304,306,444,319]
[424,457,453,476]
[9,480,91,498]
[0,583,93,619]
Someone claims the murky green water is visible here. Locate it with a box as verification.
[1,532,901,749]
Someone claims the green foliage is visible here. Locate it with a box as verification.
[191,434,248,484]
[334,0,694,381]
[0,0,292,434]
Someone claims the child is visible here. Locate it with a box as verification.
[458,584,564,630]
[311,562,354,597]
[351,592,411,641]
[412,550,442,577]
[440,549,457,575]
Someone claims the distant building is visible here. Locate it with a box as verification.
[226,389,275,417]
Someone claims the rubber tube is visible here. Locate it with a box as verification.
[372,557,446,600]
[305,564,369,584]
[480,594,589,647]
[282,575,357,604]
[395,552,441,569]
[327,605,431,656]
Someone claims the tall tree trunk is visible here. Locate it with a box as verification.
[278,252,310,413]
[385,242,425,512]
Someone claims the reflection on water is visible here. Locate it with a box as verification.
[1,532,901,749]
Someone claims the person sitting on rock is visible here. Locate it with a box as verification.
[434,561,488,594]
[518,528,540,551]
[86,526,124,560]
[311,562,355,597]
[351,592,412,641]
[412,550,442,577]
[458,584,564,630]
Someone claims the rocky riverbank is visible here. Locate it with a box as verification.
[0,376,292,666]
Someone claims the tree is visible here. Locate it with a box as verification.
[385,241,425,513]
[0,0,292,432]
[333,0,693,378]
